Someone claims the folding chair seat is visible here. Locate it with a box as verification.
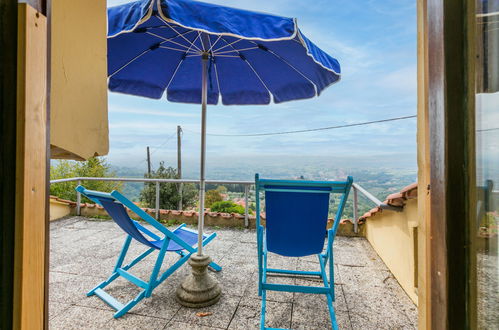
[75,185,222,318]
[255,174,353,330]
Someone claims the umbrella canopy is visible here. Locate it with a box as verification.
[108,0,340,104]
[108,0,341,255]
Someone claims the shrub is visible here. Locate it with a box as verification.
[50,157,122,203]
[140,161,197,210]
[210,201,246,215]
[205,189,223,208]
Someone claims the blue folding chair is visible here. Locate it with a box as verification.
[255,174,353,330]
[75,185,222,318]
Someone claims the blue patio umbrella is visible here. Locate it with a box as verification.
[108,0,341,256]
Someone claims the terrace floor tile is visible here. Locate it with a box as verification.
[49,217,417,329]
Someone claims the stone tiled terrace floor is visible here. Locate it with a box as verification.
[49,217,417,329]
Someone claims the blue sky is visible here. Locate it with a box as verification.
[106,0,417,173]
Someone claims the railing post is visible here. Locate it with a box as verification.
[178,183,183,210]
[155,181,160,220]
[244,185,249,228]
[353,186,358,233]
[76,179,81,216]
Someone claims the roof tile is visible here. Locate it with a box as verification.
[359,182,417,221]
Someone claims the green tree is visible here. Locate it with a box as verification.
[140,162,197,210]
[215,186,228,194]
[50,157,122,203]
[210,201,250,215]
[205,189,223,208]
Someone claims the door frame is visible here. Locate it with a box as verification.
[1,0,480,328]
[422,0,477,328]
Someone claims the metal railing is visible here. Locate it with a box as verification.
[351,183,403,233]
[50,177,253,227]
[50,177,402,232]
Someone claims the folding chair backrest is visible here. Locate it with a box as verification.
[264,185,330,257]
[256,175,353,257]
[82,192,159,250]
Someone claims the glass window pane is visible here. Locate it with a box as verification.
[475,0,499,328]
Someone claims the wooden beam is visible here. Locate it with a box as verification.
[416,0,430,328]
[427,0,448,327]
[465,0,477,327]
[427,0,476,328]
[0,0,20,328]
[14,4,48,329]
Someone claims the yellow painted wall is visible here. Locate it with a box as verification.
[50,0,108,160]
[365,199,419,304]
[49,198,71,221]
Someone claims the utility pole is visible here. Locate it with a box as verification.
[146,146,151,176]
[177,125,183,210]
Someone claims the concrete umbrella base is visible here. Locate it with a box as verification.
[176,254,221,308]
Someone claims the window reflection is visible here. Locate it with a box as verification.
[475,0,499,328]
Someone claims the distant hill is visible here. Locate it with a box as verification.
[111,156,417,214]
[111,166,145,202]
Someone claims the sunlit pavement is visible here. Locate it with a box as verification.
[49,217,417,329]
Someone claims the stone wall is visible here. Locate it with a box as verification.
[49,196,364,235]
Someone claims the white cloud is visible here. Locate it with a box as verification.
[377,65,417,95]
[105,0,418,170]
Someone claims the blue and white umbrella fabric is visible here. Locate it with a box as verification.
[108,0,341,254]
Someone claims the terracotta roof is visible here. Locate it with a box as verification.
[327,218,360,225]
[50,195,77,206]
[359,182,417,221]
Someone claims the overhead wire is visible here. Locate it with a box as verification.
[149,131,177,156]
[127,131,178,172]
[184,114,417,137]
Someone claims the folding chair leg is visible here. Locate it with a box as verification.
[88,235,139,298]
[145,241,169,297]
[319,254,335,301]
[174,237,222,272]
[87,228,223,318]
[174,254,221,272]
[114,290,147,318]
[87,272,120,297]
[319,254,338,329]
[201,233,222,272]
[114,235,132,271]
[208,261,222,272]
[325,293,339,330]
[260,290,267,330]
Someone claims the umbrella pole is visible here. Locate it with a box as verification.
[198,53,208,256]
[176,51,221,308]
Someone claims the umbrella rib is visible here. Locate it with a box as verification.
[200,31,211,51]
[165,58,186,91]
[109,30,198,77]
[211,55,240,58]
[241,61,274,102]
[208,35,223,52]
[146,31,196,51]
[248,40,318,95]
[165,32,203,90]
[212,62,222,103]
[207,36,222,101]
[157,16,203,52]
[218,37,274,102]
[214,47,259,55]
[159,46,197,53]
[109,49,151,78]
[212,38,243,53]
